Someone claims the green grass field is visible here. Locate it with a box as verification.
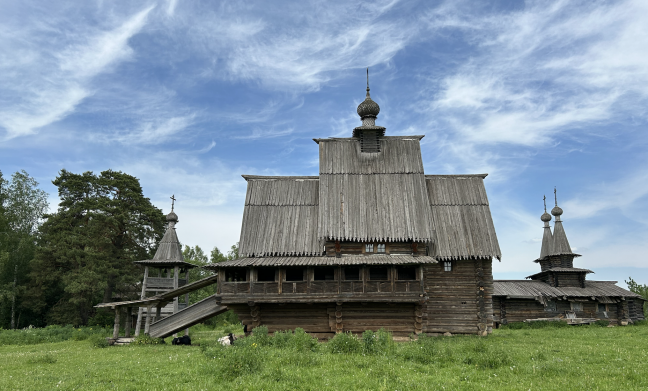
[1,322,647,390]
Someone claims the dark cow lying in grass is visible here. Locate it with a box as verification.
[172,335,191,345]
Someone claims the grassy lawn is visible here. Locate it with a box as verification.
[1,323,647,390]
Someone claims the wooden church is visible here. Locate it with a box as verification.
[493,193,645,326]
[206,74,502,338]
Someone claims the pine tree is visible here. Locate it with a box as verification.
[27,170,165,326]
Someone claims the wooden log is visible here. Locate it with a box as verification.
[144,305,152,334]
[113,308,120,339]
[124,307,131,338]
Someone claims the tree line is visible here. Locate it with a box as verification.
[0,169,237,329]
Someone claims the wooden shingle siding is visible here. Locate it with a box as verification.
[317,137,425,174]
[319,173,434,242]
[426,176,501,261]
[239,178,322,257]
[493,280,643,302]
[211,254,436,268]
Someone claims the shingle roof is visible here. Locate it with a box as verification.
[493,280,642,301]
[426,175,501,260]
[134,214,198,269]
[238,177,322,257]
[204,254,437,268]
[526,267,593,279]
[317,137,435,242]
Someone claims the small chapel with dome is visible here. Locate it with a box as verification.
[492,190,645,326]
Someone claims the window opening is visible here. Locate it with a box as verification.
[544,301,557,312]
[285,267,305,282]
[226,268,247,282]
[443,261,452,272]
[344,267,360,281]
[597,303,607,312]
[365,243,374,253]
[257,268,275,282]
[369,267,388,281]
[396,266,416,280]
[377,243,386,253]
[314,267,336,281]
[570,302,583,312]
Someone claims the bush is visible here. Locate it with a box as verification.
[328,332,362,354]
[89,335,110,349]
[362,329,393,355]
[132,334,165,345]
[0,325,109,346]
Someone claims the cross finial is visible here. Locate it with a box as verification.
[366,68,370,97]
[170,194,176,211]
[543,195,547,212]
[554,187,557,206]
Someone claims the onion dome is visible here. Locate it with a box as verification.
[541,212,552,222]
[357,91,380,119]
[551,206,563,216]
[166,210,178,222]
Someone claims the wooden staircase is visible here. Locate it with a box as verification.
[148,295,227,338]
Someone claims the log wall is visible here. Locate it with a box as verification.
[423,258,493,335]
[227,302,418,338]
[492,297,645,324]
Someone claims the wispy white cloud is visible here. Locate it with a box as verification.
[0,4,155,140]
[427,0,648,149]
[171,0,417,91]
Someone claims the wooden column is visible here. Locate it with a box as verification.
[184,269,190,337]
[249,302,261,328]
[173,266,179,338]
[155,304,162,321]
[335,302,343,333]
[124,307,131,338]
[144,305,152,334]
[135,266,149,337]
[113,307,120,339]
[475,259,488,336]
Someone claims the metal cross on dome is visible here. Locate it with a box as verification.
[543,195,547,212]
[170,194,176,211]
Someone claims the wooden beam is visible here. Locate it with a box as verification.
[144,305,152,334]
[135,266,149,337]
[113,308,120,339]
[124,307,131,338]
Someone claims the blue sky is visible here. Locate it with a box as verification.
[2,0,647,286]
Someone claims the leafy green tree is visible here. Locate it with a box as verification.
[27,170,165,326]
[209,242,239,263]
[625,277,648,318]
[182,245,215,304]
[0,170,49,329]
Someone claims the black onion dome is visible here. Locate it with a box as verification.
[551,206,563,216]
[541,212,552,222]
[166,211,178,222]
[357,95,380,118]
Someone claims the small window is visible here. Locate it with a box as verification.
[544,301,557,312]
[377,243,386,253]
[396,266,417,280]
[257,268,275,282]
[284,267,305,282]
[365,243,374,253]
[226,268,247,282]
[443,261,452,272]
[369,267,388,281]
[597,303,607,312]
[314,267,335,281]
[571,302,583,312]
[344,267,360,281]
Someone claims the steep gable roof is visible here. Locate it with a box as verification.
[426,175,501,260]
